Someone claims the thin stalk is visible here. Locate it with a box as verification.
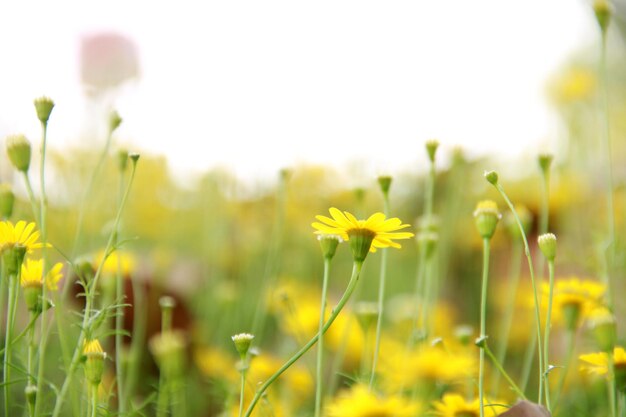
[369,193,390,389]
[609,353,617,417]
[51,159,139,417]
[493,182,544,405]
[34,118,52,417]
[0,312,39,356]
[123,275,146,402]
[314,257,331,417]
[27,311,37,417]
[3,272,19,417]
[543,260,555,411]
[553,328,576,409]
[89,384,98,417]
[479,238,491,417]
[115,169,126,414]
[483,342,526,400]
[238,367,247,417]
[21,173,39,222]
[243,261,363,417]
[599,29,616,310]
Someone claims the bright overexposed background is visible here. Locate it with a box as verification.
[0,0,599,183]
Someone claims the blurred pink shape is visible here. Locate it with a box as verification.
[80,32,140,93]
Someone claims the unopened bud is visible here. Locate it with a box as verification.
[377,176,392,195]
[318,235,342,260]
[484,170,498,185]
[594,0,612,34]
[231,333,255,360]
[109,110,122,133]
[588,307,616,353]
[0,184,15,219]
[538,153,553,176]
[425,139,439,163]
[538,233,557,261]
[473,200,501,240]
[33,96,55,124]
[6,134,32,172]
[83,339,106,386]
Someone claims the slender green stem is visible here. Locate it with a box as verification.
[243,261,362,417]
[599,30,616,311]
[51,160,139,417]
[553,328,576,410]
[369,194,390,389]
[314,257,331,417]
[115,170,126,414]
[493,182,544,404]
[609,353,617,417]
[238,367,247,417]
[0,312,39,356]
[543,260,555,411]
[483,343,526,400]
[34,119,52,417]
[27,311,37,417]
[124,275,146,403]
[479,237,490,417]
[3,273,19,417]
[21,173,40,222]
[90,383,98,417]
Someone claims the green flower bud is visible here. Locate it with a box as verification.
[354,301,379,332]
[149,331,187,378]
[83,339,106,386]
[416,230,438,259]
[6,134,32,172]
[594,0,612,34]
[24,385,37,407]
[538,233,557,261]
[425,139,439,163]
[484,170,498,185]
[22,285,42,313]
[231,333,255,360]
[538,153,553,176]
[475,335,488,349]
[454,325,474,346]
[109,110,122,133]
[0,184,15,220]
[318,235,342,260]
[588,307,616,353]
[2,246,27,276]
[129,153,140,165]
[117,149,129,173]
[33,96,55,124]
[473,200,501,240]
[377,176,392,195]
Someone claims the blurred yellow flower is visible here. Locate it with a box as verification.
[247,354,313,404]
[0,221,46,254]
[579,346,626,377]
[325,384,419,417]
[544,277,606,329]
[20,258,64,291]
[94,249,136,276]
[380,341,476,390]
[549,66,596,104]
[194,346,238,383]
[432,393,506,417]
[312,207,413,253]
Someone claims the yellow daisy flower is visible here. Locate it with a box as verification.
[94,249,136,277]
[432,393,506,417]
[325,384,419,417]
[20,258,64,291]
[312,208,413,261]
[579,346,626,391]
[543,277,606,329]
[0,220,46,254]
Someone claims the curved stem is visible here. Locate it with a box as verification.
[479,238,490,417]
[243,261,362,417]
[51,160,139,417]
[314,257,331,417]
[3,273,19,417]
[369,193,390,389]
[543,260,555,411]
[494,183,544,404]
[483,342,526,400]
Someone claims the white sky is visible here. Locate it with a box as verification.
[0,1,597,183]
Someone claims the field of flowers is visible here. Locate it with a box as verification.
[1,1,626,417]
